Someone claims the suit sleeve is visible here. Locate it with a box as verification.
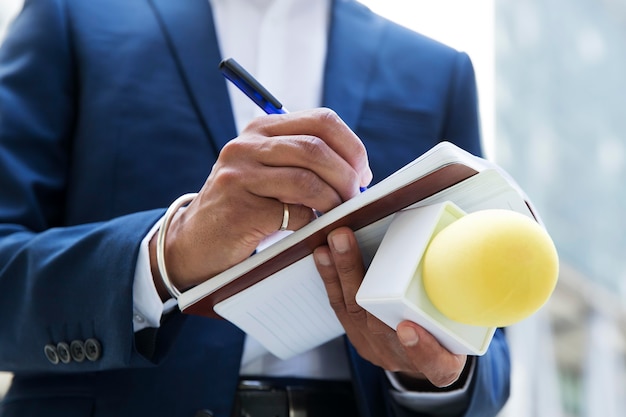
[440,52,484,158]
[0,0,174,373]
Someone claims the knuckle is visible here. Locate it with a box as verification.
[212,166,245,189]
[290,169,321,195]
[335,261,359,276]
[314,107,341,126]
[241,114,270,133]
[327,299,347,313]
[218,140,240,159]
[296,135,328,162]
[219,139,254,162]
[344,300,363,316]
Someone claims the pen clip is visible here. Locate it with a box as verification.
[219,58,287,115]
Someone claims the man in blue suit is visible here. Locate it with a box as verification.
[0,0,510,416]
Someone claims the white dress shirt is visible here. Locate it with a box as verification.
[132,0,472,411]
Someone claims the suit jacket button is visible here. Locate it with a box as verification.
[70,340,86,362]
[84,338,102,361]
[194,410,214,417]
[44,344,59,364]
[56,342,71,363]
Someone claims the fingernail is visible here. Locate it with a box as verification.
[397,327,419,347]
[330,233,351,254]
[314,251,332,266]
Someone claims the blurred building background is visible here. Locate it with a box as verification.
[495,0,626,416]
[1,1,625,415]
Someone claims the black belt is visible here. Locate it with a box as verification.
[231,377,359,417]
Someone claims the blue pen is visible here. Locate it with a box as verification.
[219,58,287,115]
[219,57,366,192]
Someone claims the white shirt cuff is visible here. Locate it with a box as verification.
[385,357,475,413]
[132,217,177,332]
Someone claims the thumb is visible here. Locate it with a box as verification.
[396,321,467,388]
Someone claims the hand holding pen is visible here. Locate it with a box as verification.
[150,58,371,300]
[219,58,368,193]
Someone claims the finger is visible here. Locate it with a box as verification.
[326,228,366,314]
[250,165,345,213]
[396,321,468,387]
[255,134,362,201]
[313,245,348,314]
[314,244,373,359]
[218,138,346,212]
[275,203,317,232]
[245,109,372,188]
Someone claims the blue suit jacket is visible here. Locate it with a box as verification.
[0,0,509,416]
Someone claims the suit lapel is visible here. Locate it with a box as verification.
[148,0,237,153]
[323,0,385,130]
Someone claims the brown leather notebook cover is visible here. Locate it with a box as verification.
[182,162,479,319]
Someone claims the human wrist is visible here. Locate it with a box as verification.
[151,193,199,301]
